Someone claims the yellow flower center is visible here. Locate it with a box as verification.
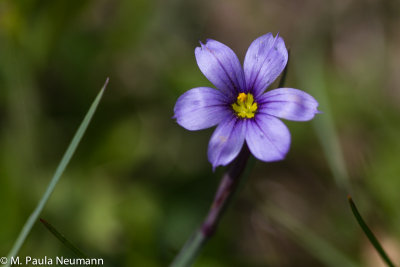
[232,93,258,119]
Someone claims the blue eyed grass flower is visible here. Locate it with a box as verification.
[172,34,319,266]
[174,33,319,170]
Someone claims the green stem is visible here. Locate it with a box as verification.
[170,146,251,267]
[348,196,395,267]
[6,79,109,265]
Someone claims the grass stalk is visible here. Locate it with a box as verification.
[348,196,395,267]
[6,78,109,265]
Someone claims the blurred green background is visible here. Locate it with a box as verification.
[1,0,400,266]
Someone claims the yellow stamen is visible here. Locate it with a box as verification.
[237,92,247,103]
[232,93,257,119]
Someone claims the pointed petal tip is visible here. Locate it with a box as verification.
[244,33,288,97]
[211,164,217,172]
[210,159,228,172]
[207,117,245,170]
[259,88,320,121]
[198,39,217,49]
[198,39,217,47]
[195,38,245,96]
[245,115,291,162]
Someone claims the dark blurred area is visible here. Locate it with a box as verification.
[1,0,400,266]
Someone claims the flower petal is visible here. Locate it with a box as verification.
[208,115,245,170]
[245,114,291,162]
[258,88,319,121]
[195,39,245,99]
[244,33,288,97]
[174,87,231,131]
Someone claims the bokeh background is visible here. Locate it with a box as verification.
[1,0,400,266]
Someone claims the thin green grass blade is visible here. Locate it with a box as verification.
[39,219,99,267]
[6,78,109,265]
[40,218,88,258]
[348,196,395,267]
[294,47,351,192]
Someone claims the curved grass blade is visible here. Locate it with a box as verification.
[40,219,99,267]
[40,218,88,258]
[348,195,395,267]
[6,78,109,266]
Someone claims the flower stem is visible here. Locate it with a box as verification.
[171,145,251,267]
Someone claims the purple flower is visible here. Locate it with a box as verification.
[174,33,319,170]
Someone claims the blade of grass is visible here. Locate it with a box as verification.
[40,218,88,258]
[6,78,109,265]
[348,196,395,267]
[294,46,351,192]
[39,219,100,267]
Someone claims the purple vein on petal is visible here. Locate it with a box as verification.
[248,34,280,92]
[202,43,240,95]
